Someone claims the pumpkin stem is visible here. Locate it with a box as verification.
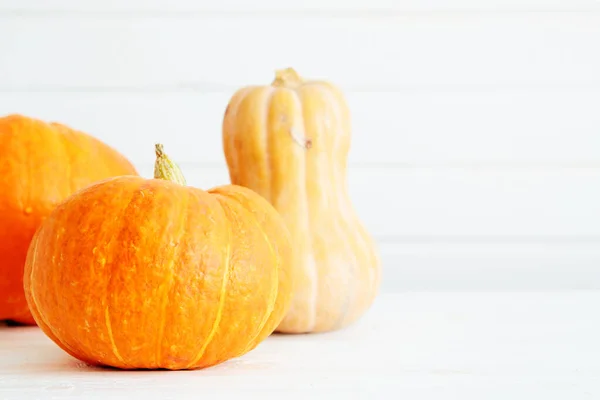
[272,68,303,88]
[154,144,187,185]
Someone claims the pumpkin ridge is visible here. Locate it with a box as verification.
[327,84,380,326]
[222,86,255,183]
[270,88,318,333]
[208,189,279,348]
[102,178,147,368]
[264,89,275,205]
[22,122,33,218]
[51,198,101,358]
[320,85,357,330]
[225,194,279,353]
[26,230,77,356]
[246,88,275,195]
[71,177,140,367]
[183,192,232,369]
[297,89,319,333]
[155,187,190,368]
[285,89,313,149]
[104,306,125,365]
[25,231,85,362]
[53,123,75,198]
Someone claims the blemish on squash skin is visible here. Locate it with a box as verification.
[280,114,312,149]
[289,128,312,149]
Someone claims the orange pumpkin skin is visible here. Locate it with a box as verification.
[0,114,138,325]
[23,174,293,370]
[222,68,381,333]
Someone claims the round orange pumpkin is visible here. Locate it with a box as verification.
[222,68,381,333]
[23,144,293,370]
[0,114,138,325]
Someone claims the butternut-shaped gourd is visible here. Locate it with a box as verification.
[222,68,381,333]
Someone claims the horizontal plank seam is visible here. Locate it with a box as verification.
[143,161,600,169]
[1,9,600,18]
[374,235,600,244]
[3,83,600,94]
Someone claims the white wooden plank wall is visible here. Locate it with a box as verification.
[1,0,599,292]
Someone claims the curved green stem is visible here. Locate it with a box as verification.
[154,144,187,185]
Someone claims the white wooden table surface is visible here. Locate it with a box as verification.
[1,292,598,399]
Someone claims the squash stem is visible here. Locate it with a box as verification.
[272,67,303,88]
[154,144,187,185]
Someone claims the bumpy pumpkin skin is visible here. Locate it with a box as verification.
[222,68,381,333]
[0,114,138,325]
[23,173,293,370]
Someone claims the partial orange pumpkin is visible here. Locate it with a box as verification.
[23,145,293,370]
[222,68,381,333]
[0,114,138,325]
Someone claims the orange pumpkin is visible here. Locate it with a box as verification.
[0,114,138,325]
[222,68,381,333]
[23,144,293,370]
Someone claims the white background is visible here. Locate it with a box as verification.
[1,0,599,293]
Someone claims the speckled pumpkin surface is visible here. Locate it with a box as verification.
[0,114,138,325]
[23,145,293,370]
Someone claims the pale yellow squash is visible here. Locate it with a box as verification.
[222,68,381,333]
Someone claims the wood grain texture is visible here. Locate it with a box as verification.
[0,14,599,89]
[1,293,599,399]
